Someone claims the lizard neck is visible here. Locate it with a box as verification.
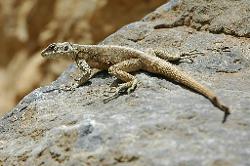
[72,44,99,60]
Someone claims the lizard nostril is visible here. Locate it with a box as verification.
[48,44,56,50]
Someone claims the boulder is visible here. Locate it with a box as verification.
[1,0,250,165]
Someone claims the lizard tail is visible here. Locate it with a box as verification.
[210,96,230,123]
[143,58,230,122]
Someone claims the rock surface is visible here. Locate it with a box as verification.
[1,0,250,165]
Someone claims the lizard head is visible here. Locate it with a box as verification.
[41,42,76,59]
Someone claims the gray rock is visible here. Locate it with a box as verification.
[1,0,250,165]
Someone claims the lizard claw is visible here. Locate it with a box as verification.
[117,79,138,94]
[127,80,138,94]
[102,85,127,103]
[103,80,138,103]
[103,93,120,103]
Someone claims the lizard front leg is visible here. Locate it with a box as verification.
[104,58,142,103]
[62,60,101,91]
[74,59,101,88]
[60,59,91,91]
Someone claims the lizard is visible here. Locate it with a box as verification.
[41,42,230,122]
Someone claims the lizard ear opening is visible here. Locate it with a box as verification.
[64,45,69,51]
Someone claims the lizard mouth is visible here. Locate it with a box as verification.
[41,50,48,57]
[41,43,59,58]
[41,50,55,59]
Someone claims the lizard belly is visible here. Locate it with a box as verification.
[87,60,110,70]
[86,49,137,69]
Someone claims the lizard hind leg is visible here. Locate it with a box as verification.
[145,48,183,62]
[104,58,142,103]
[146,48,198,63]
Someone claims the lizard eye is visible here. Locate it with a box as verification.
[48,44,56,50]
[64,45,69,51]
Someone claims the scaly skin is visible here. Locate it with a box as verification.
[41,42,230,122]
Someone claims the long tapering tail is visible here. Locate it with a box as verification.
[143,57,230,122]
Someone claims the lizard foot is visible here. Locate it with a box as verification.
[103,80,138,103]
[127,79,138,94]
[117,79,138,94]
[178,50,205,63]
[149,49,199,63]
[178,53,199,63]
